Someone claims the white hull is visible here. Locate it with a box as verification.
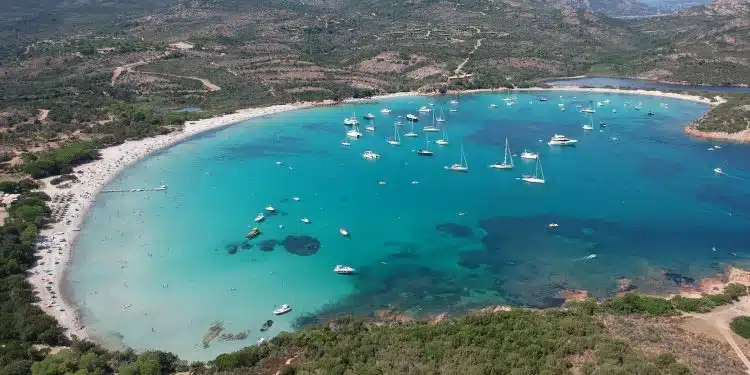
[445,165,469,172]
[435,140,449,145]
[522,177,545,184]
[423,127,440,132]
[346,131,362,138]
[403,132,418,137]
[489,163,513,169]
[387,140,400,146]
[548,140,577,146]
[582,125,593,131]
[365,126,375,132]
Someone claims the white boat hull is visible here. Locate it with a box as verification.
[423,127,440,132]
[445,165,468,172]
[522,177,545,184]
[435,140,448,145]
[489,163,513,169]
[403,133,418,137]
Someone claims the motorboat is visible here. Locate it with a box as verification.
[520,150,538,160]
[346,127,362,138]
[362,150,380,160]
[339,228,349,236]
[344,113,359,126]
[341,140,351,147]
[489,104,499,108]
[539,97,549,102]
[301,217,310,224]
[265,205,276,212]
[254,213,265,222]
[273,304,292,315]
[418,106,431,113]
[334,265,356,274]
[714,168,724,174]
[380,108,392,114]
[406,114,419,121]
[548,134,578,146]
[245,227,261,239]
[365,125,375,132]
[364,113,376,120]
[292,197,300,202]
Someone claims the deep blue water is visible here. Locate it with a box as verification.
[69,91,750,360]
[546,77,750,93]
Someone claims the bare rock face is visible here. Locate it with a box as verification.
[476,305,513,313]
[559,289,590,303]
[727,266,750,285]
[617,278,634,293]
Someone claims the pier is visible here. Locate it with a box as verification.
[101,185,168,193]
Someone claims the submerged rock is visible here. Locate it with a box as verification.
[282,235,320,256]
[202,321,224,348]
[260,319,274,332]
[259,239,279,252]
[435,223,473,238]
[218,330,249,342]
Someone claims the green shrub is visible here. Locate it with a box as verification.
[731,317,750,339]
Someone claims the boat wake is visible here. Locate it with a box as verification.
[574,254,597,261]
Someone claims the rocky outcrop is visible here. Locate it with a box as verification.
[559,290,590,303]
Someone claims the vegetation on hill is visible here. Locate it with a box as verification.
[693,94,750,134]
[730,316,750,339]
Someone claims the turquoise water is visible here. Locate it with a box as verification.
[69,92,750,360]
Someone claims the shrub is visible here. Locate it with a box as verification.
[730,317,750,339]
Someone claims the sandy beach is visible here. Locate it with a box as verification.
[27,86,725,341]
[28,102,326,341]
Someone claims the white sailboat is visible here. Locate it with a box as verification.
[416,131,434,156]
[436,107,446,122]
[404,119,418,137]
[387,124,401,146]
[521,157,545,184]
[435,125,449,145]
[489,138,514,169]
[346,123,362,138]
[520,150,538,160]
[582,115,594,131]
[344,112,360,126]
[445,144,468,172]
[423,113,440,132]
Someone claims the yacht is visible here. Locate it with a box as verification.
[548,134,578,146]
[365,125,376,132]
[364,113,376,120]
[520,150,539,160]
[714,167,724,174]
[445,144,469,172]
[436,107,446,122]
[599,121,606,128]
[341,140,351,147]
[449,99,459,105]
[362,150,380,160]
[647,110,655,116]
[254,213,265,222]
[387,124,401,146]
[273,304,292,315]
[265,205,276,212]
[582,116,594,131]
[539,97,549,102]
[521,157,545,184]
[489,103,499,108]
[449,108,458,112]
[406,114,419,121]
[581,108,595,113]
[380,108,391,114]
[292,197,300,202]
[416,132,434,156]
[334,265,356,275]
[489,138,514,169]
[339,228,349,236]
[404,119,418,137]
[418,106,431,113]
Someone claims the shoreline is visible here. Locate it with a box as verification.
[27,86,727,343]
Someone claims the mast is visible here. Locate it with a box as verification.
[461,144,467,168]
[537,158,544,180]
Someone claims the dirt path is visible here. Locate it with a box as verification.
[454,38,484,75]
[273,353,301,375]
[111,52,172,86]
[685,297,750,374]
[37,109,49,121]
[136,71,221,91]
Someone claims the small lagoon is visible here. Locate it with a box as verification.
[69,91,750,359]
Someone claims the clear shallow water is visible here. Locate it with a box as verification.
[69,92,750,360]
[546,77,750,93]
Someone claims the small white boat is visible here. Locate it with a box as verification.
[380,108,391,114]
[612,109,617,113]
[364,113,376,120]
[341,140,351,147]
[406,114,419,121]
[255,213,265,222]
[449,108,458,112]
[548,134,578,146]
[714,168,723,174]
[489,138,514,170]
[714,145,722,149]
[292,197,300,202]
[450,99,459,105]
[581,108,595,114]
[418,106,431,113]
[346,125,363,139]
[521,157,545,184]
[339,228,349,236]
[445,144,469,172]
[489,104,499,108]
[344,112,360,126]
[548,223,559,228]
[334,265,356,274]
[520,150,539,160]
[273,304,292,315]
[436,125,449,146]
[436,107,446,122]
[301,217,310,224]
[265,205,276,212]
[404,120,418,137]
[362,150,380,160]
[582,116,594,131]
[365,125,376,132]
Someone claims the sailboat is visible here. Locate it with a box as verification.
[344,112,360,126]
[435,125,449,145]
[404,119,418,137]
[581,101,596,113]
[436,107,446,122]
[423,113,440,132]
[416,131,434,156]
[445,144,468,172]
[387,124,401,146]
[521,157,545,184]
[489,138,514,169]
[341,127,351,146]
[346,123,362,138]
[582,115,594,131]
